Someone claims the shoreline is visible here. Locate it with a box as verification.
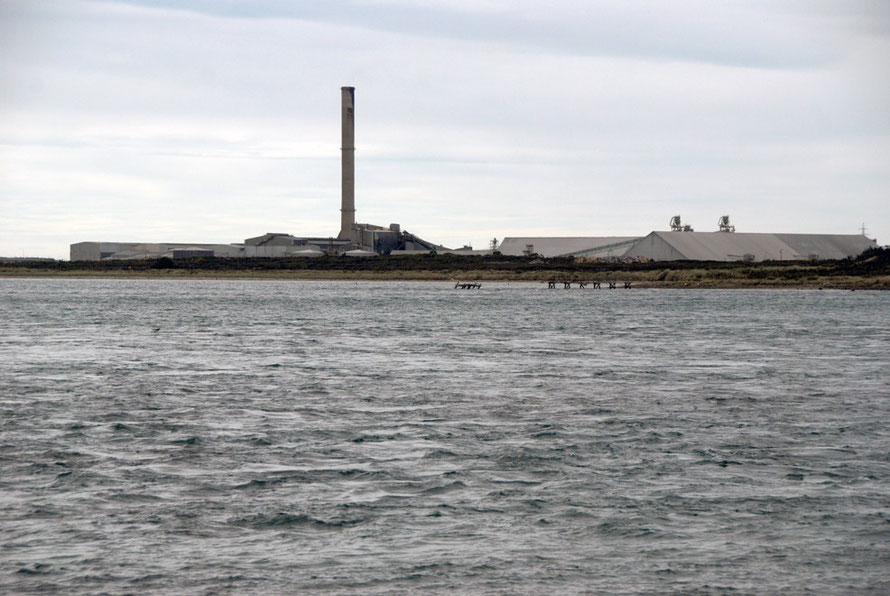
[2,249,887,289]
[2,268,888,289]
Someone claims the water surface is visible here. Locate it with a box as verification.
[1,280,888,594]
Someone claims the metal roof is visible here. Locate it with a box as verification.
[623,232,877,262]
[773,234,876,260]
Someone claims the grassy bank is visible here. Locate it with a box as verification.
[2,248,888,289]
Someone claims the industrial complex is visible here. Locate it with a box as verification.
[70,87,877,263]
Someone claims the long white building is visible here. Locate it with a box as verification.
[623,231,876,262]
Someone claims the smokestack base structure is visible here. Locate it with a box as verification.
[339,86,355,240]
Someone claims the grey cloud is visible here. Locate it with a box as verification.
[106,0,845,68]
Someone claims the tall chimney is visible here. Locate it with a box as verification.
[339,86,355,240]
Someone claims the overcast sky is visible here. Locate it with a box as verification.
[1,0,888,258]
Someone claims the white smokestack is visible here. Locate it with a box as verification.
[339,86,355,240]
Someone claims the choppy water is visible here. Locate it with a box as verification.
[1,279,888,594]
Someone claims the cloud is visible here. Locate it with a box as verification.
[0,0,888,258]
[95,0,890,68]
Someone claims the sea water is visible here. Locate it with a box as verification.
[1,279,888,594]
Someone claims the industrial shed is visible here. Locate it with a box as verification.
[497,237,641,258]
[623,232,876,262]
[69,240,335,261]
[70,242,235,261]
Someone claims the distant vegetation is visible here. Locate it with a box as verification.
[2,247,888,289]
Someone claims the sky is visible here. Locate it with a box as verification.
[1,0,888,259]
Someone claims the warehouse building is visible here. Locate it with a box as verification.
[623,231,876,262]
[69,240,325,261]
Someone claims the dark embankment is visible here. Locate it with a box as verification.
[2,247,888,288]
